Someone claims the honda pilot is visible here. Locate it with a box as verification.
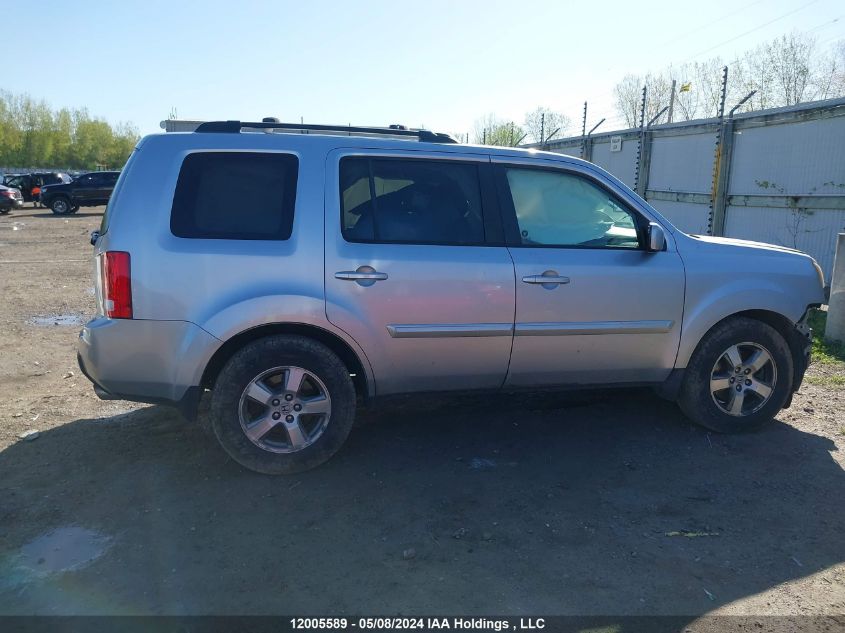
[77,120,825,474]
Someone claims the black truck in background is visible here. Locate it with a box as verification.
[40,171,120,215]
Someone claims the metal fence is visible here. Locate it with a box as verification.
[527,97,845,280]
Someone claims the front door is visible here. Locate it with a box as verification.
[324,150,515,396]
[495,160,685,386]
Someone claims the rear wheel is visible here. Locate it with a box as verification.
[50,197,72,215]
[209,335,356,474]
[678,317,793,433]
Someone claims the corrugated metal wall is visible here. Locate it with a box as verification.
[533,97,845,279]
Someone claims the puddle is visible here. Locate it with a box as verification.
[0,527,112,589]
[29,314,86,327]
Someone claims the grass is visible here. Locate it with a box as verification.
[804,374,845,387]
[808,309,845,365]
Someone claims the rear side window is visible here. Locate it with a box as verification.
[340,157,485,245]
[171,152,298,240]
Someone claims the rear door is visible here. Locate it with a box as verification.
[73,173,97,203]
[324,149,515,396]
[495,159,685,386]
[100,172,119,202]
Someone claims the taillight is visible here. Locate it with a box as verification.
[101,251,132,319]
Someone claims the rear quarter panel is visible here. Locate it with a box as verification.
[99,133,375,394]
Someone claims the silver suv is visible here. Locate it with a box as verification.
[78,120,826,474]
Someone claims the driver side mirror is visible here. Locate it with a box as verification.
[647,223,665,252]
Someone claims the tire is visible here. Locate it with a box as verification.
[0,209,9,215]
[209,335,356,474]
[678,316,793,433]
[50,197,73,215]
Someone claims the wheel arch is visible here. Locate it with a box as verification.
[679,307,811,399]
[200,322,373,401]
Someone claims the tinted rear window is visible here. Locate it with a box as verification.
[340,157,485,245]
[171,152,298,240]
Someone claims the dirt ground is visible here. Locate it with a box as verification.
[1,205,844,621]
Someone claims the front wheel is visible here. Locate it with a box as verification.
[678,317,793,433]
[209,335,356,474]
[50,197,73,215]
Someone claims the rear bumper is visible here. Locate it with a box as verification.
[77,317,221,418]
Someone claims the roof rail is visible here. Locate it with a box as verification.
[193,120,458,144]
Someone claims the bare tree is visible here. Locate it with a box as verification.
[765,33,814,105]
[836,41,845,95]
[613,33,845,127]
[738,32,842,110]
[613,72,674,128]
[523,107,571,143]
[614,74,642,128]
[665,61,725,121]
[810,44,840,101]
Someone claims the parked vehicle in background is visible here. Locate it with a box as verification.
[0,184,24,213]
[2,172,72,205]
[40,171,120,215]
[77,120,825,475]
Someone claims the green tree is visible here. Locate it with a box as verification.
[472,114,525,147]
[0,90,139,169]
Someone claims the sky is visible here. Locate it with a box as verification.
[3,0,843,138]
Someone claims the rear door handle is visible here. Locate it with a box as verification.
[522,272,570,286]
[335,266,388,286]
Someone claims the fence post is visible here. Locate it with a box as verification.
[633,87,647,195]
[637,108,667,199]
[583,136,593,162]
[710,118,735,236]
[826,233,845,344]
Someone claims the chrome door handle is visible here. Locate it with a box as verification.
[335,266,388,286]
[522,272,570,286]
[335,271,388,281]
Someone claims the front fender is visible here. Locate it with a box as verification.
[676,280,808,368]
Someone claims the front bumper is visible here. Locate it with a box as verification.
[781,309,814,408]
[77,317,221,418]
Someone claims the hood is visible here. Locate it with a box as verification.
[686,234,805,256]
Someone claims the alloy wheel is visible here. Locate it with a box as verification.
[709,342,777,417]
[238,366,332,453]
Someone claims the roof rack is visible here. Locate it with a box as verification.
[193,120,458,144]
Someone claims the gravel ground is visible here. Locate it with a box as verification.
[0,205,843,621]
